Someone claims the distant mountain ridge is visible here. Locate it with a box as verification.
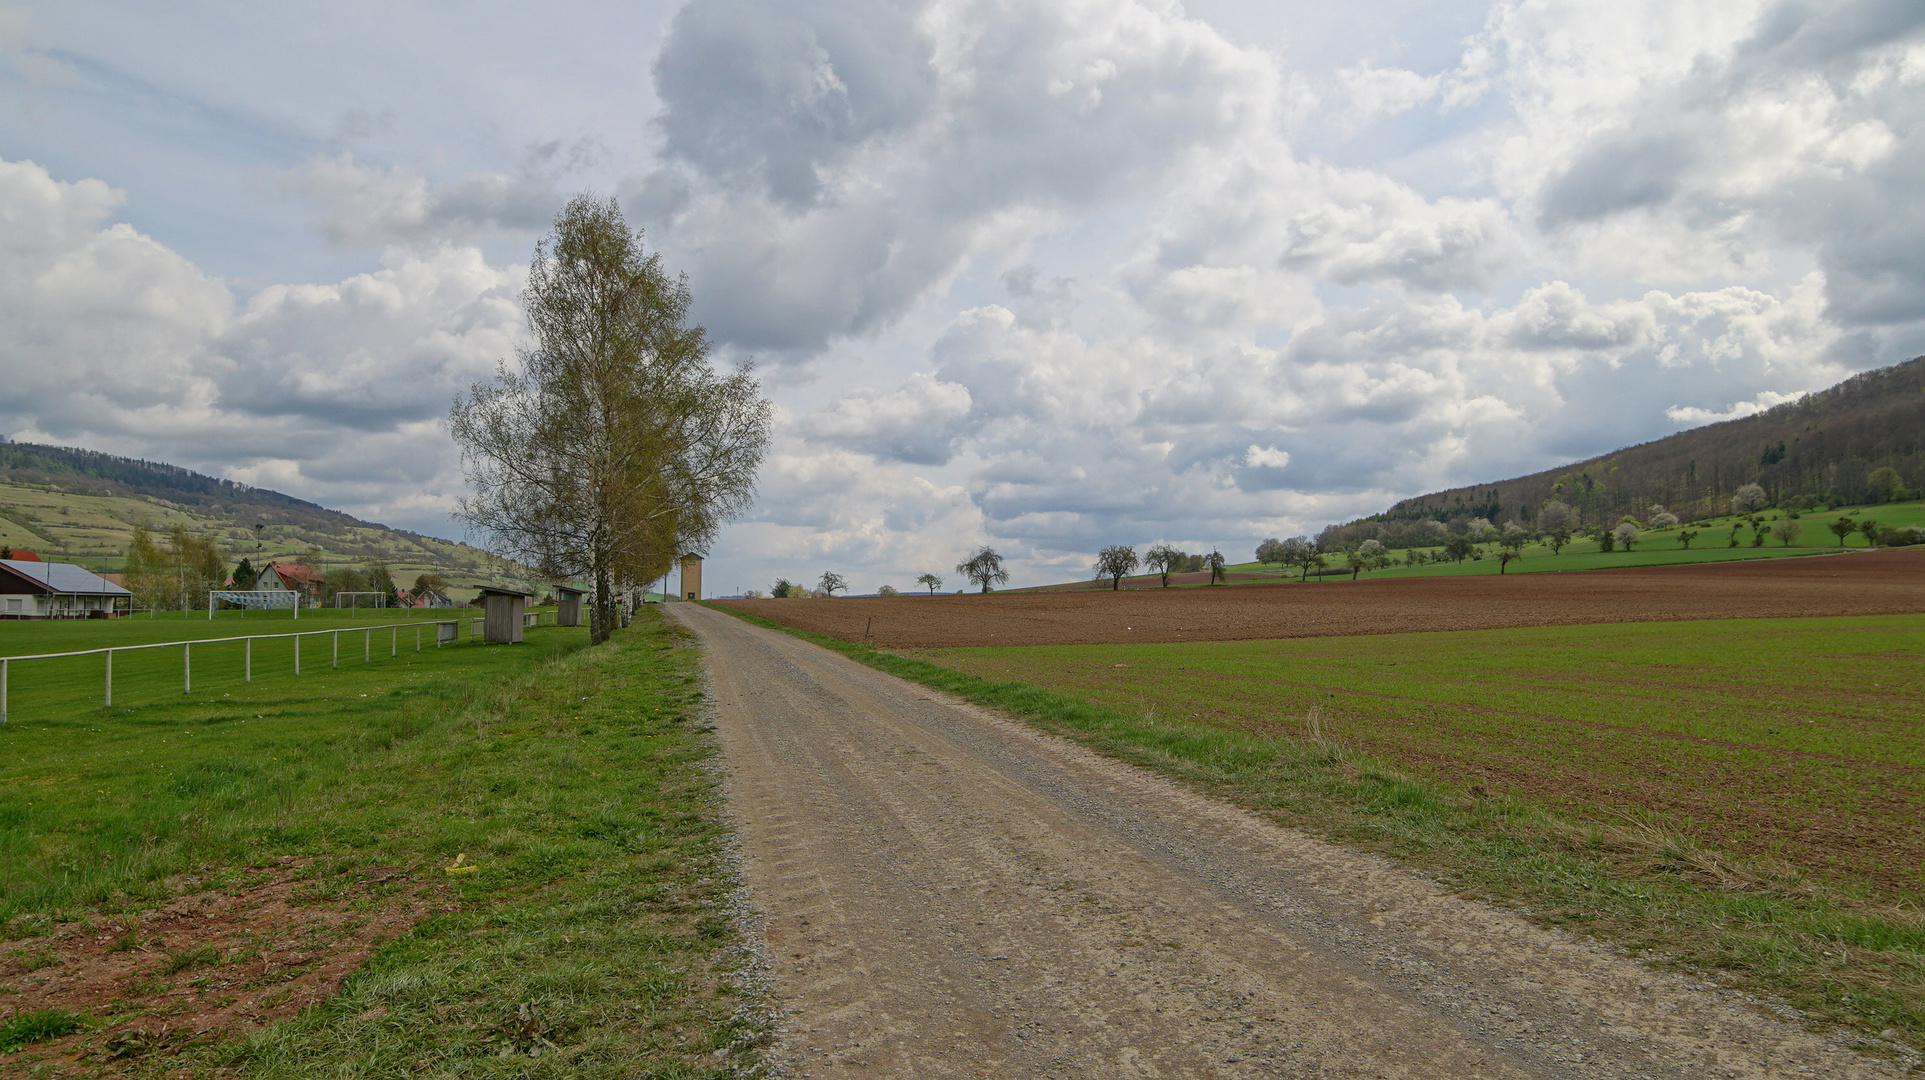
[0,440,535,595]
[1358,356,1925,531]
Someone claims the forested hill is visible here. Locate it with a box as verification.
[0,440,535,594]
[1368,355,1925,529]
[0,441,366,527]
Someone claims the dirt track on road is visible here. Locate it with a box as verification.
[719,548,1925,648]
[672,603,1901,1079]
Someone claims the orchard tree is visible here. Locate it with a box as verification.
[1771,517,1803,546]
[817,571,847,596]
[771,578,795,598]
[1732,483,1769,514]
[1205,548,1228,584]
[1497,550,1520,574]
[916,572,944,594]
[1828,516,1857,547]
[956,546,1009,593]
[1145,543,1185,587]
[1254,538,1286,567]
[1538,501,1578,554]
[1649,511,1679,530]
[1678,529,1698,550]
[451,194,771,644]
[1094,545,1139,590]
[1858,520,1883,546]
[1444,535,1476,563]
[1613,522,1641,550]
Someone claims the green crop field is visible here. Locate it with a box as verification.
[913,616,1925,897]
[0,609,763,1076]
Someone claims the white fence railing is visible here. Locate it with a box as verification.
[0,619,469,726]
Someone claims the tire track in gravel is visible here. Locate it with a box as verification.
[669,602,1904,1080]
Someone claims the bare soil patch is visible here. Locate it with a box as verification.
[722,548,1925,647]
[0,858,440,1075]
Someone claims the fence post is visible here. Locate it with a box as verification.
[105,649,113,707]
[333,631,339,669]
[245,637,252,683]
[416,626,422,652]
[391,627,397,657]
[3,657,8,725]
[184,643,191,695]
[295,635,301,676]
[365,628,371,663]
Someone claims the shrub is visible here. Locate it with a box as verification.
[877,585,899,597]
[1882,526,1925,547]
[1770,518,1803,546]
[1649,512,1678,530]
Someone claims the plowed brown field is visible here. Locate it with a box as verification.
[718,548,1925,647]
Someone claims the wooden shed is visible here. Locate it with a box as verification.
[555,585,586,627]
[680,553,703,601]
[477,585,533,643]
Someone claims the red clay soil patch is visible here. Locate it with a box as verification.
[721,548,1925,648]
[0,858,441,1076]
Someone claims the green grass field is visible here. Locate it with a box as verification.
[0,609,763,1076]
[710,602,1925,1053]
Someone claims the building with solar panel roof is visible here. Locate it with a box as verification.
[0,559,133,618]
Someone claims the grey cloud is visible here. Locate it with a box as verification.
[653,0,936,207]
[634,0,1269,355]
[1535,0,1925,325]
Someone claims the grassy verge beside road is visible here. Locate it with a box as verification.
[1,609,763,1078]
[709,601,1925,1056]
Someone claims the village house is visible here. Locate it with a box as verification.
[255,562,325,603]
[1,558,133,618]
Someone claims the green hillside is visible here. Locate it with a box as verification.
[0,442,537,600]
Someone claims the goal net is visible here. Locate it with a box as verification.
[333,591,392,609]
[208,589,301,616]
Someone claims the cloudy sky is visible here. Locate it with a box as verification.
[3,1,1923,592]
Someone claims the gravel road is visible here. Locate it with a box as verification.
[670,603,1904,1079]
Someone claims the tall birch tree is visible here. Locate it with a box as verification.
[451,194,771,643]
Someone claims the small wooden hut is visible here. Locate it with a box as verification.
[477,585,533,643]
[555,585,586,627]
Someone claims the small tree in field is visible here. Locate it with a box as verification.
[1828,517,1857,547]
[1732,483,1769,514]
[1596,526,1615,553]
[1678,529,1698,549]
[1094,545,1139,590]
[916,572,943,594]
[817,571,847,596]
[1771,517,1802,546]
[1497,549,1520,573]
[1145,544,1184,587]
[956,547,1009,593]
[771,578,794,598]
[1858,520,1882,546]
[1444,535,1475,563]
[1649,511,1678,530]
[1613,522,1640,551]
[1205,548,1228,584]
[876,584,898,597]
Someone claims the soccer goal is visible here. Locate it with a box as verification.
[333,592,392,610]
[208,590,302,620]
